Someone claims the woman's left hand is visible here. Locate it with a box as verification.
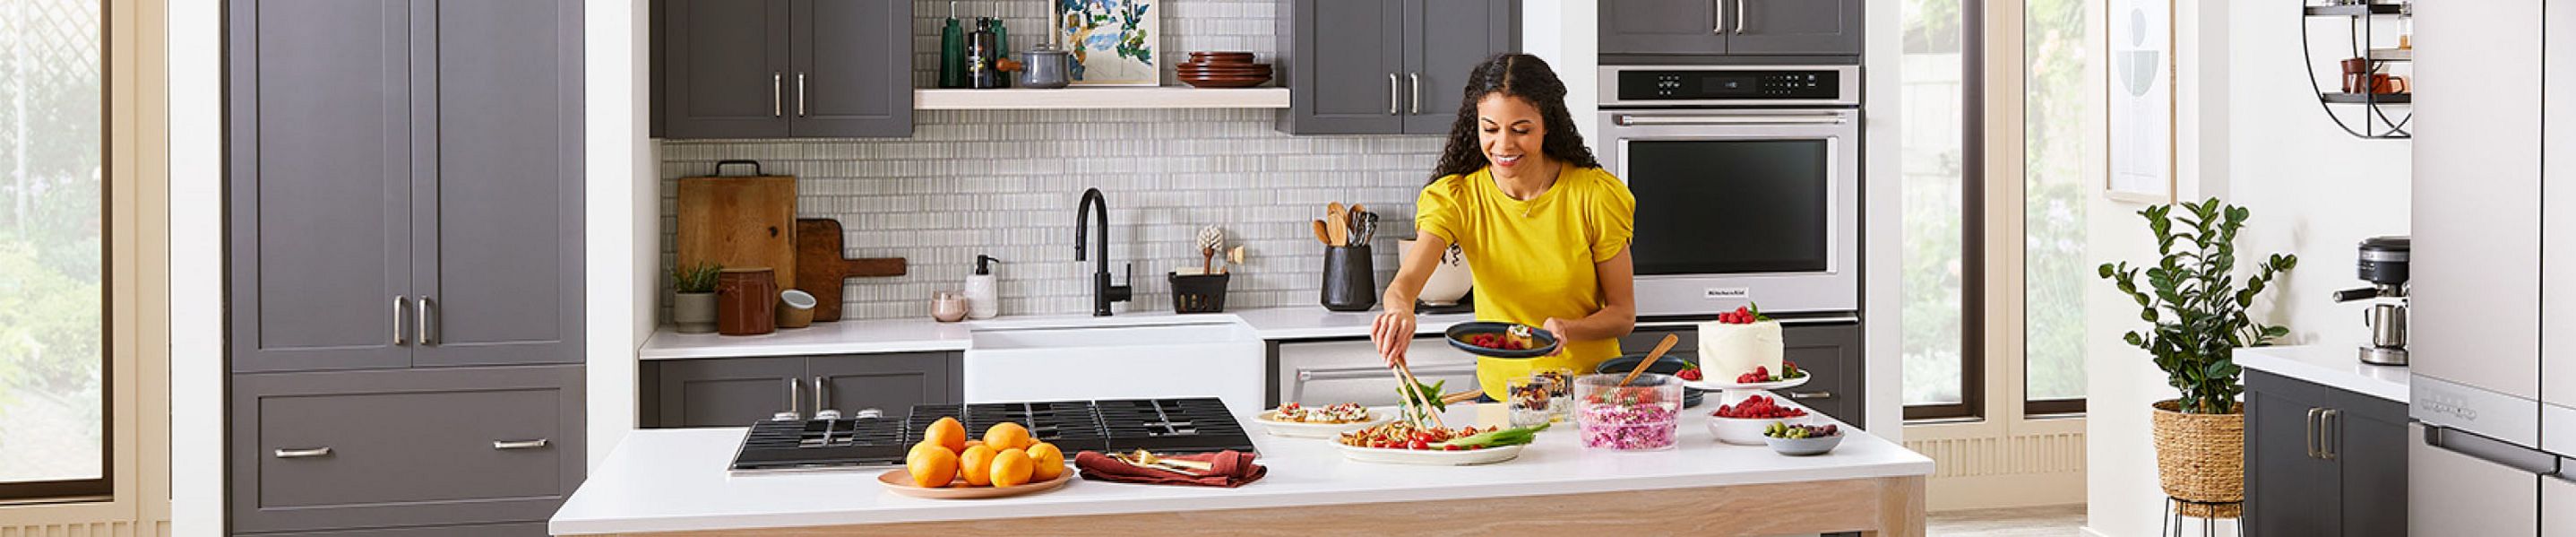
[1540,317,1572,356]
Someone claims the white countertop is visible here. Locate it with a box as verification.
[2235,344,2409,403]
[548,403,1934,534]
[639,307,1480,359]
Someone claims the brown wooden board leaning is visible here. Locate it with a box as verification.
[795,218,907,322]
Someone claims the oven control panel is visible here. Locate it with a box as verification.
[1601,65,1858,107]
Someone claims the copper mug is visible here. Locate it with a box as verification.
[717,267,778,335]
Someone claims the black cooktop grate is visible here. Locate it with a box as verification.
[730,397,1254,473]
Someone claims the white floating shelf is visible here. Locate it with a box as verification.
[914,87,1290,110]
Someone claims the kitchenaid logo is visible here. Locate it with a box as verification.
[2419,392,2480,421]
[1705,288,1752,299]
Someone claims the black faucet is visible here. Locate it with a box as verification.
[1075,187,1132,316]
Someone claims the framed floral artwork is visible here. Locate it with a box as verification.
[1056,0,1159,86]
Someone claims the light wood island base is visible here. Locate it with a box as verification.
[608,475,1925,537]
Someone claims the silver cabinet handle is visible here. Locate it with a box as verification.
[1713,0,1727,35]
[2321,409,2340,461]
[1388,74,1400,115]
[392,295,408,346]
[773,377,802,421]
[274,446,332,458]
[493,438,550,450]
[812,376,831,417]
[1409,73,1421,115]
[414,296,437,346]
[771,72,783,117]
[1736,0,1748,33]
[2305,408,2322,458]
[1787,391,1834,399]
[796,72,808,117]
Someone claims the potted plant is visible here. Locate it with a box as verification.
[671,261,723,333]
[2098,198,2296,509]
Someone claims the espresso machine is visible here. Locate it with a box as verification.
[2331,236,2409,365]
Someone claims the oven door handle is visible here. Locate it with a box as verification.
[1613,114,1849,126]
[1291,363,1478,404]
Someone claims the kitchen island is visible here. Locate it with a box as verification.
[551,404,1932,536]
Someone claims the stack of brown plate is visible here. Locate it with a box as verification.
[1177,51,1271,88]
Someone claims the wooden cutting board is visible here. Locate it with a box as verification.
[676,166,799,287]
[796,218,907,322]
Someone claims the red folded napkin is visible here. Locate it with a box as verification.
[1073,450,1265,488]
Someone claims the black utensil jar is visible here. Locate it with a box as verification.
[1321,245,1378,311]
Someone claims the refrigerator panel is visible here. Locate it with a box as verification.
[2547,474,2576,537]
[2548,403,2575,456]
[2414,376,2546,447]
[2549,0,2576,413]
[2412,423,2544,536]
[2413,0,2546,401]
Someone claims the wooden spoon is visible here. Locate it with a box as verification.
[1312,220,1332,245]
[1326,203,1348,246]
[1619,333,1682,386]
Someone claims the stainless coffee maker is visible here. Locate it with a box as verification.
[2331,236,2409,365]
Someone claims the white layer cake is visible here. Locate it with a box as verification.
[1697,320,1783,378]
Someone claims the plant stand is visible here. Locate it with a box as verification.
[2162,497,2243,537]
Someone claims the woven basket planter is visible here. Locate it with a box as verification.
[2150,400,2244,516]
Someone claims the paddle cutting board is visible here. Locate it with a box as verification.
[676,164,798,287]
[796,218,907,322]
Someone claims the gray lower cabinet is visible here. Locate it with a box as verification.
[231,366,584,535]
[2244,370,2408,537]
[656,0,912,139]
[1620,320,1863,424]
[1600,0,1862,56]
[644,351,963,428]
[1278,0,1517,135]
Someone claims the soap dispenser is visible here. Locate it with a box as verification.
[966,255,1002,319]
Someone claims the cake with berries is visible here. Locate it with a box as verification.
[1697,305,1783,384]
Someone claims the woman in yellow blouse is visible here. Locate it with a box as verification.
[1372,54,1638,401]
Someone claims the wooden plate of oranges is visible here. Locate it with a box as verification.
[882,418,1073,499]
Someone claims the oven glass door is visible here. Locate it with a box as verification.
[1624,139,1832,275]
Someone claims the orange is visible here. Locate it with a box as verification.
[906,445,958,488]
[1026,442,1065,481]
[924,417,969,454]
[990,447,1034,488]
[959,445,999,487]
[964,439,985,450]
[983,421,1033,451]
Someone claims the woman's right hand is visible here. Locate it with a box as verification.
[1372,308,1417,368]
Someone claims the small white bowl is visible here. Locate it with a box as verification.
[1706,414,1812,446]
[1763,433,1845,456]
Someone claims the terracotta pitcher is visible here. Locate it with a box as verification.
[717,268,778,335]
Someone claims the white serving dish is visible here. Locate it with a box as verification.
[1254,409,1393,438]
[1683,373,1810,393]
[1707,414,1813,446]
[1336,443,1526,465]
[1764,433,1845,456]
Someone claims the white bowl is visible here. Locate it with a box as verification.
[1763,433,1845,456]
[1337,443,1525,465]
[1400,239,1471,306]
[1253,409,1392,438]
[1707,414,1812,446]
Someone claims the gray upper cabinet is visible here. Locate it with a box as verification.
[658,0,912,139]
[415,0,584,368]
[228,0,416,373]
[1726,0,1863,56]
[1279,0,1517,135]
[1599,0,1861,57]
[233,0,582,373]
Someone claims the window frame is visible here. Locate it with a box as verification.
[1903,0,1988,421]
[0,0,116,503]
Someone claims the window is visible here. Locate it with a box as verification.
[0,0,109,500]
[1900,0,1983,420]
[2022,0,2088,414]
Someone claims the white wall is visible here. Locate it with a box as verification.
[1863,0,1902,438]
[1521,0,1600,144]
[2085,0,2410,534]
[585,0,654,471]
[168,0,221,533]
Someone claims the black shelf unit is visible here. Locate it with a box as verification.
[2302,1,2415,139]
[2303,4,2407,17]
[2321,92,2411,104]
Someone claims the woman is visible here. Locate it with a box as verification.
[1372,53,1637,402]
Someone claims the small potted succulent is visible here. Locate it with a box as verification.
[671,261,723,333]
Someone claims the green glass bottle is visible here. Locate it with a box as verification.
[990,12,1011,88]
[938,1,965,89]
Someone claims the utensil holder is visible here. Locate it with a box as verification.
[1321,245,1377,312]
[1169,273,1230,314]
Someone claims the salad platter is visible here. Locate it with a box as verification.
[1254,403,1393,438]
[1334,422,1547,465]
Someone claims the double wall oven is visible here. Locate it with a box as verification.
[1598,65,1862,317]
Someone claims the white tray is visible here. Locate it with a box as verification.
[1337,443,1526,465]
[1253,409,1394,439]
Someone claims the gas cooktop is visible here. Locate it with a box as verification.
[727,397,1255,473]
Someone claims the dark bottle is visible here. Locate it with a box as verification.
[990,14,1011,88]
[938,1,965,88]
[967,17,1003,89]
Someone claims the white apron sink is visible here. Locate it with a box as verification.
[962,319,1266,415]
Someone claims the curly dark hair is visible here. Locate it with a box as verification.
[1429,53,1601,184]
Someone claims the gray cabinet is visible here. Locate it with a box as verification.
[2244,370,2408,537]
[231,366,584,534]
[230,0,583,373]
[1619,320,1863,424]
[644,351,963,428]
[657,0,911,139]
[1599,0,1861,57]
[1279,0,1518,135]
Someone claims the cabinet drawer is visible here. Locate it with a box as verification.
[232,366,583,533]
